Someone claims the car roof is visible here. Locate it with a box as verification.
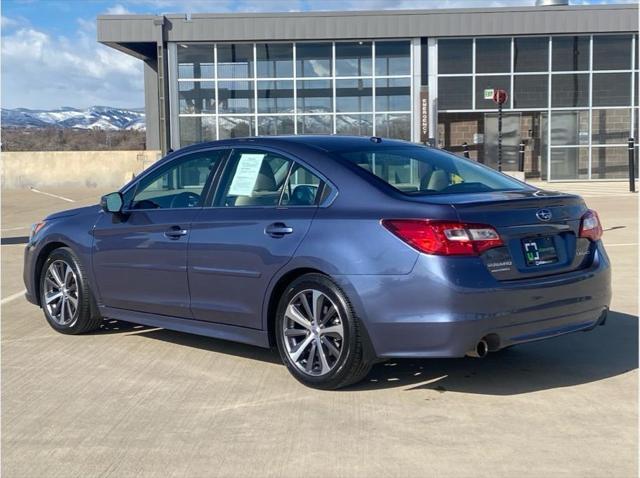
[173,135,416,156]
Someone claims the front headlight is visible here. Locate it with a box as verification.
[29,221,47,241]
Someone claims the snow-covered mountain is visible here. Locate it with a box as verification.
[1,106,145,131]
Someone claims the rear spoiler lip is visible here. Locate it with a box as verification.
[453,195,583,209]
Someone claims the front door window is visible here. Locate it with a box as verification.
[130,150,226,209]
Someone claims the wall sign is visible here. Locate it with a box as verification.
[420,87,429,144]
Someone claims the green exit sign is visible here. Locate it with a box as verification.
[484,88,494,100]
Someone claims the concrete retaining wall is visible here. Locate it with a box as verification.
[1,150,162,190]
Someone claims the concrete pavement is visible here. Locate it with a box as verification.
[1,184,637,477]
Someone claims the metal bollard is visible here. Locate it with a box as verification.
[463,142,470,159]
[519,141,525,172]
[629,138,636,193]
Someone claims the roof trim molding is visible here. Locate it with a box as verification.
[98,4,639,45]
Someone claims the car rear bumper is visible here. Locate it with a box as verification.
[334,243,611,358]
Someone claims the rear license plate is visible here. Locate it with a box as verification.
[522,236,558,266]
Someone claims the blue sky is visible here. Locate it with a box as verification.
[1,0,636,110]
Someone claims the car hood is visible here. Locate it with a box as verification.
[45,204,100,221]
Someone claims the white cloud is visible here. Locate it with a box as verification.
[1,14,29,30]
[126,0,639,12]
[1,24,143,109]
[120,0,537,14]
[104,4,134,15]
[1,15,17,28]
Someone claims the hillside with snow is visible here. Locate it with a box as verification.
[1,106,145,131]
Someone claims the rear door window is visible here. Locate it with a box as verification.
[217,150,292,207]
[280,163,322,206]
[215,149,327,207]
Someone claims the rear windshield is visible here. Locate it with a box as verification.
[335,145,529,195]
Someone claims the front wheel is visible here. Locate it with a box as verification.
[40,247,102,334]
[275,273,373,390]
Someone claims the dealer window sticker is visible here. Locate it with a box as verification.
[228,153,266,197]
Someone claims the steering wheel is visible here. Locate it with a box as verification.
[169,191,200,208]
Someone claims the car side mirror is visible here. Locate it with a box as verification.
[100,192,124,214]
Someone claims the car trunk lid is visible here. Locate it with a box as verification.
[408,189,595,280]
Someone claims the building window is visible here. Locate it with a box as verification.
[336,79,372,112]
[438,39,472,74]
[438,77,472,110]
[296,80,333,113]
[179,116,216,146]
[375,77,411,112]
[174,40,413,146]
[551,74,589,108]
[552,36,589,71]
[297,115,332,134]
[592,35,632,71]
[514,75,548,109]
[218,81,255,114]
[514,37,548,72]
[217,44,254,79]
[257,81,294,113]
[591,146,628,179]
[178,81,215,114]
[475,38,511,74]
[436,34,635,180]
[177,44,214,79]
[336,114,374,136]
[549,110,589,146]
[475,75,510,110]
[549,147,589,180]
[335,42,372,77]
[591,109,631,145]
[375,113,411,141]
[592,73,632,107]
[218,116,254,139]
[375,41,410,76]
[258,116,295,136]
[256,43,293,78]
[296,43,332,78]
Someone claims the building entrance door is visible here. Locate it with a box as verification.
[483,113,521,171]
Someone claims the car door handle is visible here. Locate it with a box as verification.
[265,222,293,238]
[164,225,188,239]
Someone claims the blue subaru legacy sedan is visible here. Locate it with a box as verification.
[24,136,611,389]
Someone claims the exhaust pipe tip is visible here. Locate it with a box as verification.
[467,339,489,358]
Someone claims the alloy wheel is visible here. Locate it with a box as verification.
[282,289,344,376]
[44,260,79,326]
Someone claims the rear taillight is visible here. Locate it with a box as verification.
[579,209,603,242]
[381,219,503,256]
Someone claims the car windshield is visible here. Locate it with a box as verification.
[335,145,529,195]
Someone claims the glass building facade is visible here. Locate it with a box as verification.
[435,34,638,180]
[164,32,637,181]
[172,41,413,147]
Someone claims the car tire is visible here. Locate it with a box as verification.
[275,273,373,390]
[40,247,102,335]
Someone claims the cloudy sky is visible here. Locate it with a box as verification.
[1,0,636,110]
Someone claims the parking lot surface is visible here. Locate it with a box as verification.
[1,183,638,477]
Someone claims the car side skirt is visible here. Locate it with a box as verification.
[99,306,271,349]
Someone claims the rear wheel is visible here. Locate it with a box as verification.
[275,273,373,390]
[40,247,102,334]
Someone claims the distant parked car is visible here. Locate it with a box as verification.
[24,136,611,389]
